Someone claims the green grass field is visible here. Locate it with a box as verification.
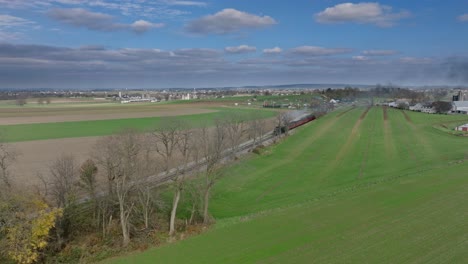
[106,107,468,263]
[0,107,276,142]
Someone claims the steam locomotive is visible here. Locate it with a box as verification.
[273,114,316,135]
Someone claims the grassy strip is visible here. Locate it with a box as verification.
[0,107,276,142]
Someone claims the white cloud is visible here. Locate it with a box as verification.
[362,49,398,56]
[315,2,410,27]
[352,56,370,61]
[290,46,352,56]
[225,45,257,54]
[399,57,432,64]
[263,47,282,54]
[131,20,164,34]
[0,0,198,19]
[185,8,276,35]
[47,8,163,33]
[162,0,207,7]
[458,14,468,22]
[0,43,458,88]
[0,14,35,28]
[0,14,35,41]
[0,31,22,41]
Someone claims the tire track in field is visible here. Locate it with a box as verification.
[396,110,418,162]
[254,110,355,202]
[359,119,376,179]
[400,110,436,159]
[383,106,397,159]
[255,152,315,202]
[336,106,356,118]
[319,106,371,180]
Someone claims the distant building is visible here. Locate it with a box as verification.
[453,91,467,101]
[452,101,468,114]
[409,103,423,111]
[181,93,192,100]
[455,124,468,132]
[421,106,436,114]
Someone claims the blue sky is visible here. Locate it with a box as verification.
[0,0,467,88]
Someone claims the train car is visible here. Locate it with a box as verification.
[273,114,316,135]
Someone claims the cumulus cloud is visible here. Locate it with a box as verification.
[315,2,410,27]
[225,45,257,54]
[263,47,282,54]
[290,46,352,56]
[458,14,468,22]
[362,49,398,56]
[185,8,276,35]
[0,43,458,88]
[47,8,163,33]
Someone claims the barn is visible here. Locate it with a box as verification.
[452,101,468,114]
[455,124,468,132]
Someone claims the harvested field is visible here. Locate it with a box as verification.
[9,137,99,188]
[0,107,276,142]
[8,118,278,189]
[0,103,221,125]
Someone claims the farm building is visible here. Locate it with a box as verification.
[421,106,436,114]
[452,101,468,114]
[455,124,468,132]
[409,103,423,111]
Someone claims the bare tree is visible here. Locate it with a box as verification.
[93,131,143,246]
[113,130,142,247]
[224,113,246,159]
[93,136,121,195]
[197,120,228,224]
[248,112,267,147]
[48,154,78,249]
[0,138,18,189]
[275,111,293,137]
[135,185,154,230]
[168,124,193,236]
[134,139,161,231]
[184,180,204,225]
[49,154,78,208]
[151,118,182,172]
[92,136,121,239]
[78,159,99,223]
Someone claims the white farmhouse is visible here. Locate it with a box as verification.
[409,103,423,111]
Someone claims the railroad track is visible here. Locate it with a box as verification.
[78,112,317,203]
